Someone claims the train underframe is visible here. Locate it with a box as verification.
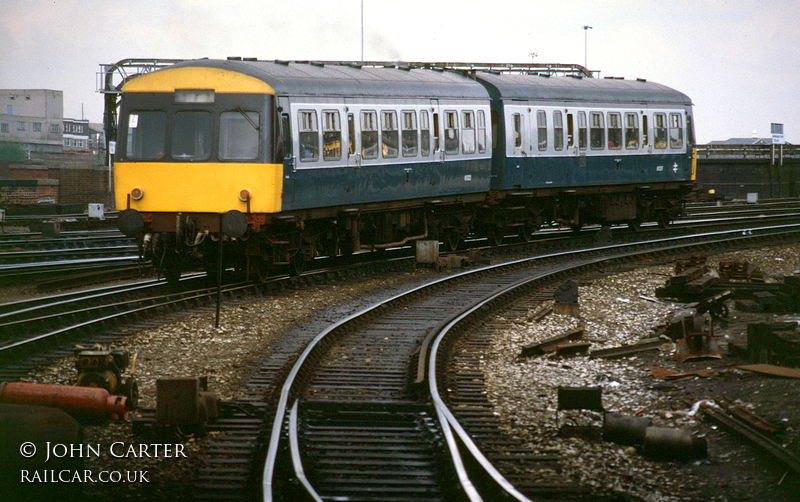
[135,183,689,285]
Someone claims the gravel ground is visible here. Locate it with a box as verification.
[481,243,800,501]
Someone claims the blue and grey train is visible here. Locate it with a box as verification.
[114,59,695,282]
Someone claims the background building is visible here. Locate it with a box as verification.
[0,89,64,155]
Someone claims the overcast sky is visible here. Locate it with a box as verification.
[2,0,798,144]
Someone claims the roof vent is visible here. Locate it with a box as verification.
[636,78,647,82]
[275,60,290,65]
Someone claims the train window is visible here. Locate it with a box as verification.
[642,115,649,147]
[654,113,667,149]
[607,112,622,150]
[347,113,356,156]
[537,111,547,151]
[281,114,291,159]
[322,111,341,161]
[402,111,418,157]
[590,112,605,150]
[512,113,522,149]
[461,110,476,154]
[477,110,486,153]
[125,111,166,160]
[381,110,398,158]
[173,111,212,161]
[553,111,563,151]
[577,112,587,150]
[566,113,574,148]
[219,111,260,160]
[444,111,459,155]
[669,113,683,148]
[361,110,378,159]
[299,110,319,161]
[420,110,430,156]
[624,113,639,149]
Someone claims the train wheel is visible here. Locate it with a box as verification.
[490,227,504,246]
[257,259,271,283]
[519,222,534,242]
[657,212,670,229]
[164,267,181,286]
[444,230,460,252]
[627,219,642,232]
[290,253,305,276]
[570,223,583,233]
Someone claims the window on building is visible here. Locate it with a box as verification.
[51,124,60,133]
[322,110,342,161]
[607,112,622,149]
[401,110,418,157]
[444,111,459,155]
[64,139,69,147]
[420,110,430,156]
[477,110,487,153]
[7,105,12,115]
[625,113,639,149]
[16,121,25,131]
[461,110,476,154]
[361,110,378,159]
[1,123,8,133]
[381,110,398,158]
[669,113,683,148]
[172,110,212,161]
[126,110,166,160]
[578,112,587,150]
[299,110,319,161]
[537,110,547,151]
[219,110,260,160]
[32,123,42,133]
[590,112,605,150]
[654,113,667,149]
[553,111,564,151]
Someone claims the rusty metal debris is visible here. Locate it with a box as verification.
[520,326,584,357]
[650,366,718,381]
[674,314,721,363]
[589,339,664,359]
[737,364,800,379]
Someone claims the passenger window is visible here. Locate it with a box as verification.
[298,110,319,161]
[347,113,356,156]
[624,113,639,149]
[642,115,649,147]
[322,110,341,161]
[461,110,476,154]
[577,112,587,150]
[219,110,259,160]
[654,113,667,149]
[402,111,418,157]
[361,111,378,159]
[444,111,459,155]
[477,110,487,153]
[590,112,605,150]
[512,113,522,149]
[553,111,563,151]
[381,110,398,158]
[669,113,683,148]
[607,112,622,150]
[420,110,430,156]
[537,110,547,151]
[126,110,166,160]
[173,110,212,161]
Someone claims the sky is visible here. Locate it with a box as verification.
[1,0,798,144]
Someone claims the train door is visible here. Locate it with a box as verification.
[430,99,443,164]
[509,104,527,186]
[345,99,361,169]
[278,97,296,203]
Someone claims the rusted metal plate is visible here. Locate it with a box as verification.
[737,364,800,379]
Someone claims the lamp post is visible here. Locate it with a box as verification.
[583,25,592,69]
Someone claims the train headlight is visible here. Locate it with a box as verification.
[239,189,251,202]
[131,188,144,200]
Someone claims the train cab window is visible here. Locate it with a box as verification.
[402,111,418,157]
[553,111,564,151]
[536,111,547,151]
[322,111,341,161]
[172,111,212,161]
[444,111,459,155]
[477,110,487,153]
[461,110,476,154]
[512,113,522,149]
[669,113,683,148]
[361,110,378,159]
[624,113,639,149]
[642,115,649,147]
[577,112,587,150]
[299,110,319,161]
[607,112,622,150]
[654,113,667,149]
[125,111,166,160]
[590,112,605,150]
[281,114,292,159]
[420,110,431,156]
[381,110,398,158]
[347,113,356,156]
[219,110,259,160]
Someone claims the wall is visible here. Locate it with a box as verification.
[0,159,111,208]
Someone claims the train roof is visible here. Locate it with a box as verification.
[475,73,692,106]
[131,59,490,100]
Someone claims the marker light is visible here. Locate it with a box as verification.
[239,189,251,202]
[131,188,143,200]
